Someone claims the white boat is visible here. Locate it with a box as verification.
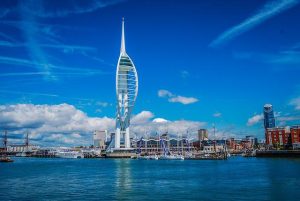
[134,154,159,160]
[16,151,30,157]
[148,155,159,160]
[159,154,184,160]
[159,138,184,160]
[56,151,84,159]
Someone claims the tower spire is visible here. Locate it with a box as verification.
[121,17,126,53]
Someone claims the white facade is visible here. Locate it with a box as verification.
[203,145,224,153]
[7,145,39,152]
[115,18,138,149]
[93,130,107,149]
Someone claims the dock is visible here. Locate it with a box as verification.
[256,150,300,157]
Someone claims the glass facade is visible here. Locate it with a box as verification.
[263,104,275,129]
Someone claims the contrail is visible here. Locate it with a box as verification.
[210,0,299,47]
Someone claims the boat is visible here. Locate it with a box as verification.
[1,131,14,163]
[159,138,184,160]
[143,155,159,160]
[149,155,159,160]
[242,149,256,157]
[16,151,31,157]
[159,154,184,160]
[133,154,159,160]
[56,151,84,159]
[0,157,14,162]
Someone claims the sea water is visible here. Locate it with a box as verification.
[1,157,300,201]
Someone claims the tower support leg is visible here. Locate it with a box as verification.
[125,127,130,148]
[115,128,121,149]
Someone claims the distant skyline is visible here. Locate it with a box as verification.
[0,0,300,146]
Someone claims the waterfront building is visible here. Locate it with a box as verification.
[93,130,107,150]
[263,104,275,129]
[266,127,290,147]
[226,138,243,152]
[203,145,224,153]
[265,125,300,148]
[114,18,138,150]
[244,135,258,148]
[198,129,208,141]
[290,125,300,143]
[132,135,196,155]
[6,133,39,153]
[7,144,40,153]
[264,104,276,146]
[240,139,253,150]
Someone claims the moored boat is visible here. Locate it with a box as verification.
[56,151,84,159]
[1,131,14,163]
[159,154,184,160]
[0,157,14,162]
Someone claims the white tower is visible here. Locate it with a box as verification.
[115,18,138,149]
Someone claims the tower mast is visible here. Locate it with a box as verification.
[121,17,126,54]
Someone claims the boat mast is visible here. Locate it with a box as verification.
[181,134,183,154]
[156,132,159,153]
[25,131,29,151]
[177,133,179,155]
[3,131,8,157]
[4,131,7,150]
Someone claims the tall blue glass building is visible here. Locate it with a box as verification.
[263,104,275,129]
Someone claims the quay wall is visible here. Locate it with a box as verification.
[256,150,300,157]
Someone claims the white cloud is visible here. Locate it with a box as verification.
[168,96,198,105]
[131,119,206,139]
[0,104,206,145]
[158,89,199,105]
[0,103,115,145]
[247,114,264,126]
[233,50,300,66]
[96,101,109,107]
[19,0,124,18]
[213,112,222,118]
[131,111,154,124]
[152,118,168,123]
[210,0,299,47]
[278,116,300,121]
[95,109,102,113]
[180,70,189,78]
[290,97,300,110]
[158,89,173,98]
[131,111,205,137]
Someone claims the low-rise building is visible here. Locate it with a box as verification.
[203,145,224,153]
[7,144,40,152]
[93,130,107,150]
[198,129,208,141]
[290,126,300,143]
[292,143,300,150]
[265,125,300,148]
[265,127,289,146]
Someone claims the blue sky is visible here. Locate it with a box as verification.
[0,0,300,145]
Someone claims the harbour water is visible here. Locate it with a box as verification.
[1,157,300,201]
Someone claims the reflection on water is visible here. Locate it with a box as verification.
[114,159,132,199]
